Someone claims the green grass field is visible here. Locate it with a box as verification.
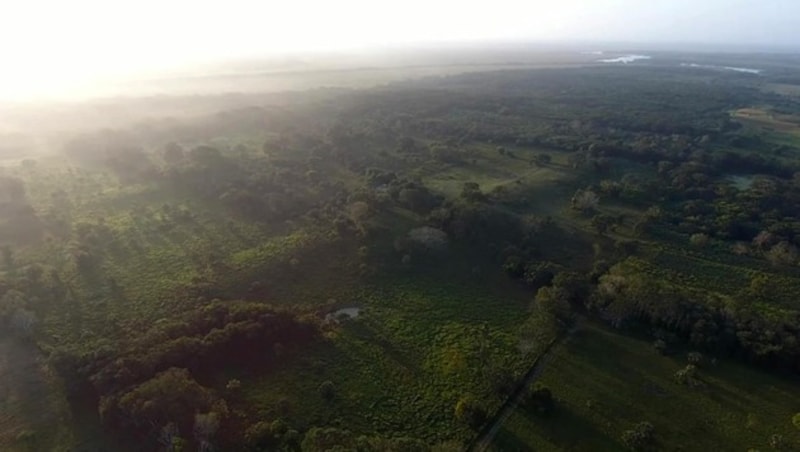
[494,323,800,451]
[241,263,545,445]
[421,145,573,201]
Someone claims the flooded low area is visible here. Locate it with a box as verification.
[727,175,756,190]
[599,54,652,64]
[325,307,361,321]
[723,66,761,74]
[681,63,762,74]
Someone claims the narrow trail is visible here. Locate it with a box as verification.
[467,319,582,452]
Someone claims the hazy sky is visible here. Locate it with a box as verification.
[0,0,797,100]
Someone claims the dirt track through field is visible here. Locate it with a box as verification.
[467,319,582,452]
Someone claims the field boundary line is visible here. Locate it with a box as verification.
[466,318,582,452]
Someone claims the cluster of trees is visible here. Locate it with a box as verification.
[592,258,800,373]
[621,421,656,451]
[454,396,488,430]
[0,288,37,339]
[373,67,800,267]
[49,301,319,450]
[425,189,578,278]
[562,133,800,259]
[0,258,70,342]
[160,143,328,223]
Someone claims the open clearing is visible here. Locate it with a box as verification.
[732,107,800,134]
[494,323,800,451]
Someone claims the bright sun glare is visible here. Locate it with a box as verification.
[0,0,584,102]
[1,0,796,102]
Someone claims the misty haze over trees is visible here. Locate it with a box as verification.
[1,3,800,450]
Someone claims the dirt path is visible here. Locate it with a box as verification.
[467,319,582,452]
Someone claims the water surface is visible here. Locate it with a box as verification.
[599,55,651,64]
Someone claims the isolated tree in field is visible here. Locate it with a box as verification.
[524,262,555,288]
[115,367,217,431]
[621,421,655,451]
[643,206,662,221]
[347,201,370,234]
[454,396,486,429]
[225,379,242,395]
[689,233,710,248]
[746,274,776,301]
[753,230,775,250]
[461,182,484,202]
[792,412,800,430]
[746,413,760,431]
[407,226,448,252]
[674,364,698,385]
[158,423,186,452]
[244,421,279,449]
[766,241,798,265]
[768,433,785,450]
[571,189,599,213]
[731,242,750,256]
[193,412,220,452]
[534,286,572,323]
[687,351,703,365]
[550,271,590,306]
[599,179,622,198]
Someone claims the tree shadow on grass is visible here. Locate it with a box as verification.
[515,405,622,451]
[492,425,534,452]
[343,320,420,374]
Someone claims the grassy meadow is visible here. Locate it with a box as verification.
[495,323,800,451]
